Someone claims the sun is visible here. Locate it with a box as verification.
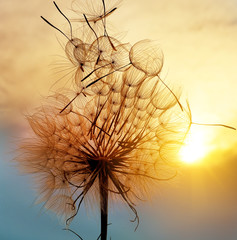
[179,126,210,164]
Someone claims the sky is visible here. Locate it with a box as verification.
[0,0,237,239]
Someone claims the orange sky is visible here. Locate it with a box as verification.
[1,0,236,143]
[0,0,236,153]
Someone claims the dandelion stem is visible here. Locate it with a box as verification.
[99,165,109,240]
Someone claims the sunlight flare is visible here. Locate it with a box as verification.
[179,127,210,164]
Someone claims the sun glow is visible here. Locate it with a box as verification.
[179,127,210,164]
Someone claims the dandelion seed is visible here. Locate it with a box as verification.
[71,0,122,23]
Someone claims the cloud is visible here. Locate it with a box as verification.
[0,0,70,127]
[1,0,237,131]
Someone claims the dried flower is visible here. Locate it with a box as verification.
[16,1,192,239]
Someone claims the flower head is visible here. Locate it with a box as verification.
[17,0,192,238]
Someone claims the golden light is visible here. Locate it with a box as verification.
[179,126,211,164]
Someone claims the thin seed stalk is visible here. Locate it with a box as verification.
[99,165,109,240]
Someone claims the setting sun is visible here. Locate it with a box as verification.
[179,127,210,164]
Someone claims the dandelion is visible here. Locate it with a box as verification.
[16,1,193,239]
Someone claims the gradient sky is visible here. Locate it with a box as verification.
[1,0,237,239]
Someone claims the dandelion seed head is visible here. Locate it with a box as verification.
[16,0,192,233]
[18,72,190,223]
